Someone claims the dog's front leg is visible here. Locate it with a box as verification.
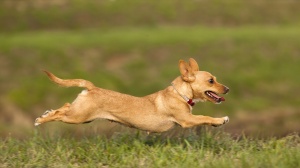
[174,113,229,128]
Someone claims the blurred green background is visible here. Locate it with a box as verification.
[0,0,299,138]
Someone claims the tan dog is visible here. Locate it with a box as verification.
[35,58,229,133]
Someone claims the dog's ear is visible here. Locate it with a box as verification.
[179,60,196,82]
[189,58,199,71]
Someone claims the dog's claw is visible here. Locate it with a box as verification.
[34,118,41,126]
[212,116,229,127]
[223,116,229,124]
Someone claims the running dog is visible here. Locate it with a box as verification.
[35,58,229,133]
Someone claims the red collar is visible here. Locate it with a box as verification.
[171,82,197,107]
[187,99,195,106]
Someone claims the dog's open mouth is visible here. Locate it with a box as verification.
[205,91,225,103]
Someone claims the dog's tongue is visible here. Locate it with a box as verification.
[211,92,225,102]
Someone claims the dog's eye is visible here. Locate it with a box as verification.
[208,79,214,84]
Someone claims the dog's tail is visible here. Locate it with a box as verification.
[43,70,96,90]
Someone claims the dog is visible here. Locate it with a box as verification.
[35,58,229,133]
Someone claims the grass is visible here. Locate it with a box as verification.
[1,0,300,32]
[1,130,299,167]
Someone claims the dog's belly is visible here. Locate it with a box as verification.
[136,119,176,133]
[118,115,176,133]
[93,110,176,132]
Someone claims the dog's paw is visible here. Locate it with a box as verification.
[223,116,229,124]
[34,118,41,126]
[212,116,229,127]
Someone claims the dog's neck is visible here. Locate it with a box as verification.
[171,81,200,107]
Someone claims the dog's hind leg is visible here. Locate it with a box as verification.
[34,103,72,126]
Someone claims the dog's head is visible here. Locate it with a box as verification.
[179,58,229,104]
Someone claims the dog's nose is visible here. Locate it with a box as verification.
[224,86,229,94]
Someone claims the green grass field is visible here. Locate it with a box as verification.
[0,0,300,167]
[1,131,299,167]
